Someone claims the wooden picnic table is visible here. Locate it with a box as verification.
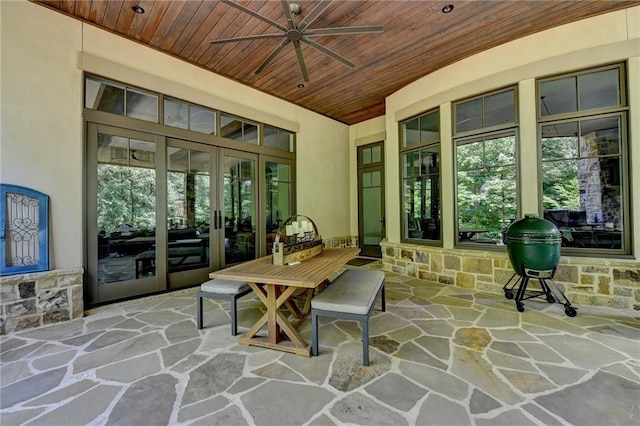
[209,247,359,356]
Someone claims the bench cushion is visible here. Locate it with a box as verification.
[311,269,384,315]
[201,279,249,295]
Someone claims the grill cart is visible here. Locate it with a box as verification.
[503,214,577,317]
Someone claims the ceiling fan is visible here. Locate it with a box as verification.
[210,0,384,82]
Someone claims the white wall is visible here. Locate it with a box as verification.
[0,0,350,270]
[351,6,640,258]
[0,1,84,269]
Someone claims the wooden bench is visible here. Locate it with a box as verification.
[311,269,385,366]
[196,279,252,335]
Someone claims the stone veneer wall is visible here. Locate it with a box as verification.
[324,235,359,248]
[380,241,640,311]
[0,268,84,335]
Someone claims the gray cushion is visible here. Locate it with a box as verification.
[311,269,384,315]
[201,279,249,295]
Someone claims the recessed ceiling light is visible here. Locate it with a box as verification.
[131,5,145,14]
[442,4,454,13]
[297,83,305,88]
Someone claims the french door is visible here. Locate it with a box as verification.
[357,142,385,258]
[165,139,217,290]
[86,124,258,305]
[87,124,164,304]
[220,149,257,266]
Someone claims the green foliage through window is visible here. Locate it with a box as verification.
[97,165,156,234]
[456,134,517,241]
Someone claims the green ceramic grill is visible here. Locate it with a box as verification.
[506,214,561,276]
[503,214,576,316]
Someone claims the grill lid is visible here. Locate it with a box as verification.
[506,214,561,241]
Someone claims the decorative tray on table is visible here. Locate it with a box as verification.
[272,215,323,265]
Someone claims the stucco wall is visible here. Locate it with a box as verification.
[0,1,84,269]
[0,0,350,272]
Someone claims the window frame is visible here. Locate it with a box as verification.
[84,74,297,153]
[536,62,627,122]
[452,86,520,248]
[454,129,520,248]
[453,86,518,138]
[163,97,217,136]
[536,62,630,256]
[263,124,295,153]
[399,109,442,245]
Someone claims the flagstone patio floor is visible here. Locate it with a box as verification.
[1,263,639,425]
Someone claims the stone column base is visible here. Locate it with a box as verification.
[0,268,84,334]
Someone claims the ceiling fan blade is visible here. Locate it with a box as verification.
[281,0,295,29]
[302,37,354,68]
[221,0,288,32]
[292,40,310,82]
[210,33,282,44]
[255,38,291,74]
[297,0,332,31]
[305,25,385,37]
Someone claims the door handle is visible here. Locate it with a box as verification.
[214,210,220,230]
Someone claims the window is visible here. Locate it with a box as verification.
[400,110,441,242]
[538,64,627,253]
[164,98,216,135]
[265,161,292,254]
[360,144,382,166]
[402,112,438,148]
[264,125,294,152]
[539,67,621,117]
[454,87,518,245]
[85,76,124,115]
[220,113,259,144]
[455,89,515,134]
[456,132,517,244]
[85,76,158,123]
[85,76,290,146]
[126,88,158,122]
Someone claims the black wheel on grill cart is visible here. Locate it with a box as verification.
[505,291,514,300]
[565,306,577,317]
[516,303,525,313]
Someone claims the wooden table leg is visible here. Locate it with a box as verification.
[238,282,311,356]
[267,284,279,344]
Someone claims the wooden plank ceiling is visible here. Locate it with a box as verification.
[34,0,639,125]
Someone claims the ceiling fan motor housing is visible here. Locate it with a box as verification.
[289,3,301,16]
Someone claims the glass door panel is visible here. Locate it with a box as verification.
[97,134,157,283]
[167,146,211,276]
[357,142,385,258]
[265,161,292,254]
[223,154,256,265]
[361,170,384,254]
[87,123,162,305]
